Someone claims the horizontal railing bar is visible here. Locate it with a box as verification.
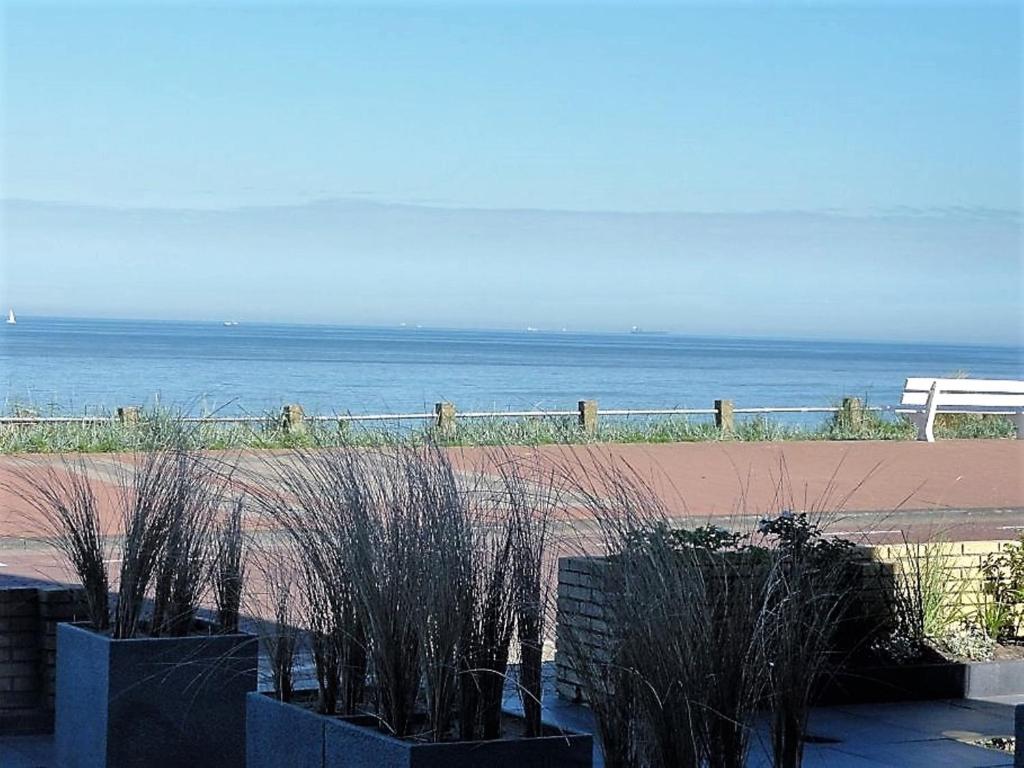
[335,413,434,422]
[458,410,577,418]
[179,416,266,423]
[600,408,716,416]
[733,407,840,414]
[2,403,1020,426]
[0,417,114,424]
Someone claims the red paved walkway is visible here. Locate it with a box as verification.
[453,439,1024,516]
[1,440,1022,584]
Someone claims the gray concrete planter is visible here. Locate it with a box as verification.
[963,658,1024,697]
[246,691,326,768]
[55,621,257,768]
[246,691,594,768]
[817,656,1024,705]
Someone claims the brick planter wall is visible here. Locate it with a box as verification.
[0,583,87,734]
[555,557,612,703]
[555,540,1015,703]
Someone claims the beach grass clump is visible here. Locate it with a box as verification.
[934,412,1017,440]
[429,415,585,446]
[148,450,224,637]
[821,405,916,441]
[8,455,111,629]
[5,437,243,639]
[559,456,859,768]
[248,447,370,715]
[0,400,1017,453]
[254,439,562,744]
[870,536,967,663]
[759,513,860,768]
[597,416,720,443]
[733,416,812,442]
[212,497,247,635]
[496,449,561,737]
[251,543,303,702]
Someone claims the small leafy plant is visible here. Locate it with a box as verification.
[937,620,997,662]
[979,537,1024,642]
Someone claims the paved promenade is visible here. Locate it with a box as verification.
[1,439,1021,584]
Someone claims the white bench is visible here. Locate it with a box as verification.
[900,377,1024,442]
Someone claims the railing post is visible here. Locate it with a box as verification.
[578,400,598,435]
[714,399,734,432]
[116,406,140,425]
[281,404,306,434]
[840,397,864,430]
[435,402,456,435]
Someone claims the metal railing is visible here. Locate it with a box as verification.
[0,397,897,433]
[5,399,1017,452]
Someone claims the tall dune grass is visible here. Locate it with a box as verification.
[1,403,1014,453]
[4,432,245,639]
[558,454,860,768]
[250,439,566,744]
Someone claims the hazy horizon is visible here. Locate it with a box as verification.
[6,312,1024,352]
[2,3,1021,346]
[4,197,1021,345]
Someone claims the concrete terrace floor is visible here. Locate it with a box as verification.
[2,686,1019,768]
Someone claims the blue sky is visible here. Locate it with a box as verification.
[1,2,1021,343]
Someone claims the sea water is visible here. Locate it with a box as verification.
[2,317,1021,421]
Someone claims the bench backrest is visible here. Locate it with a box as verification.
[901,378,1024,411]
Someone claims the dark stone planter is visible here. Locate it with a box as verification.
[55,621,257,768]
[247,692,327,768]
[817,661,965,704]
[247,691,594,768]
[817,656,1024,705]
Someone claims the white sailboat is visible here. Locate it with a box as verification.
[5,309,14,325]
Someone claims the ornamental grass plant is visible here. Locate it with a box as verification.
[253,439,564,745]
[558,451,861,768]
[6,429,245,639]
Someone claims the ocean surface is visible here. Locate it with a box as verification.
[2,317,1022,422]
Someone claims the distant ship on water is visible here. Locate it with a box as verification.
[222,320,239,327]
[630,325,667,335]
[6,309,15,325]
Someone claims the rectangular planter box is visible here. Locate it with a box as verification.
[558,553,1024,706]
[247,691,593,768]
[963,659,1024,697]
[55,621,257,768]
[817,657,1024,705]
[816,661,966,705]
[247,691,327,768]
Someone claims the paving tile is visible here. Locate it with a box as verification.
[746,739,887,767]
[0,735,54,768]
[831,736,1013,768]
[836,699,1015,739]
[802,705,936,743]
[4,685,1017,768]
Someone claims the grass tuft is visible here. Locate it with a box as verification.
[1,402,1016,453]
